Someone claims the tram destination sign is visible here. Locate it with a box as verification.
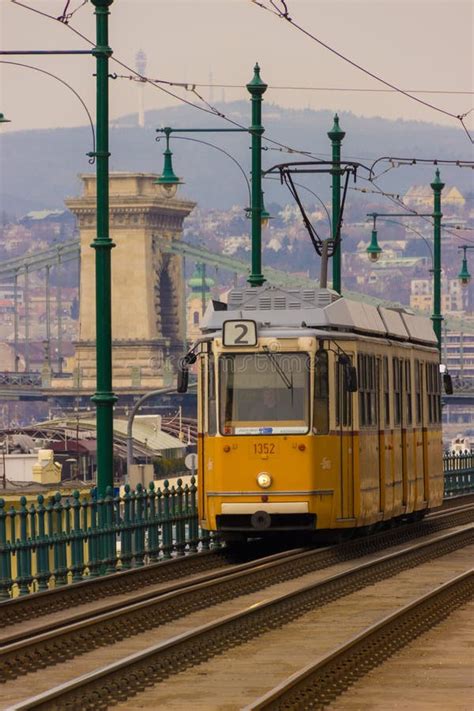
[223,319,257,347]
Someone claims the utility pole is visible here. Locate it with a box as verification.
[431,169,444,351]
[328,115,345,294]
[247,63,267,287]
[90,0,117,495]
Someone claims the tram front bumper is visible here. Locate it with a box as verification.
[216,502,315,532]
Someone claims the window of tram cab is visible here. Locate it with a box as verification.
[313,349,329,434]
[218,352,310,435]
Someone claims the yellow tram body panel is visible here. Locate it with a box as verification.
[198,427,444,532]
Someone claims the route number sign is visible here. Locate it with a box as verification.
[223,320,257,347]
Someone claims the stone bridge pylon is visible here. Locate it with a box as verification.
[66,173,195,391]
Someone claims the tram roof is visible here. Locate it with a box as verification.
[200,285,437,346]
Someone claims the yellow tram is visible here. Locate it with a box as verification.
[183,285,444,541]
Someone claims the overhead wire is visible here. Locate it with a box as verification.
[0,59,96,161]
[360,176,474,247]
[251,0,474,143]
[8,0,325,161]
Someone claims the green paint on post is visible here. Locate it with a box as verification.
[328,115,345,294]
[431,169,444,351]
[247,63,267,287]
[90,0,117,497]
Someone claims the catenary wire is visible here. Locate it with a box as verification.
[0,60,96,161]
[8,0,325,161]
[251,0,474,142]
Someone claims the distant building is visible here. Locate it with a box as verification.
[403,185,465,209]
[444,331,474,380]
[410,276,467,314]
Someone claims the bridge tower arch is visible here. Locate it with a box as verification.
[66,173,195,390]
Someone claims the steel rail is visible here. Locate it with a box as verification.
[0,500,472,633]
[6,523,473,706]
[245,569,474,710]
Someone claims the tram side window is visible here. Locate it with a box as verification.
[383,356,390,426]
[426,363,441,424]
[405,361,412,426]
[426,362,441,425]
[336,357,353,428]
[415,360,422,425]
[313,349,329,434]
[393,358,401,426]
[358,354,377,427]
[208,355,217,435]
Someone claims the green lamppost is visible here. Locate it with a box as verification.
[366,216,382,263]
[90,0,116,496]
[247,63,267,286]
[155,127,183,198]
[458,245,473,287]
[156,64,268,288]
[328,114,345,294]
[431,169,445,350]
[365,169,444,352]
[0,3,115,496]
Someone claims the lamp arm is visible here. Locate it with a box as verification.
[169,135,252,209]
[0,60,96,162]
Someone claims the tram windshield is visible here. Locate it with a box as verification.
[219,352,310,435]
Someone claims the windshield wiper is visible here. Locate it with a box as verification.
[262,347,293,390]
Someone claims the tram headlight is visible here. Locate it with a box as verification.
[257,472,272,489]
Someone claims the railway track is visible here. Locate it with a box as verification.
[245,570,473,710]
[1,500,471,634]
[0,502,471,638]
[2,503,473,710]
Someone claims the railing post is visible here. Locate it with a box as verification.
[147,482,160,563]
[188,475,198,553]
[53,493,67,587]
[175,479,185,556]
[133,483,145,567]
[17,496,32,596]
[162,480,172,559]
[0,499,12,600]
[104,486,116,574]
[71,491,84,582]
[87,489,100,578]
[120,484,132,570]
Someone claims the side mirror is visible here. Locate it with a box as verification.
[346,365,358,393]
[443,372,453,395]
[177,365,189,393]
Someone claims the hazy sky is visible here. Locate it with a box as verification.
[1,0,473,134]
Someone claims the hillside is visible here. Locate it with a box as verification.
[0,101,471,217]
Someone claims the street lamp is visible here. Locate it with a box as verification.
[0,113,10,123]
[155,127,183,198]
[260,191,271,229]
[458,245,474,287]
[366,216,382,263]
[155,63,268,287]
[365,169,445,350]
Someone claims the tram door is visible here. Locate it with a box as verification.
[198,353,217,523]
[376,358,385,513]
[198,356,207,520]
[336,359,354,520]
[414,360,426,506]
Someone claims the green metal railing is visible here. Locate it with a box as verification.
[0,476,220,600]
[0,455,473,600]
[443,451,474,497]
